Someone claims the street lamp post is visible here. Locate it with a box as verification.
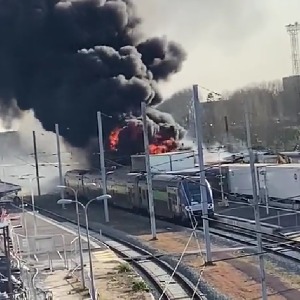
[20,195,29,240]
[57,185,86,289]
[57,194,111,300]
[21,195,31,260]
[29,176,44,236]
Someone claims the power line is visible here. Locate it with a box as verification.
[158,219,204,299]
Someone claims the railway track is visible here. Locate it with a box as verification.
[10,198,300,263]
[207,218,300,263]
[12,202,207,300]
[10,198,300,264]
[8,198,300,300]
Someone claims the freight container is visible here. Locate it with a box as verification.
[227,163,268,197]
[131,151,196,173]
[265,164,300,201]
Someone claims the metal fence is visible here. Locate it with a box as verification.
[8,225,61,300]
[69,238,100,300]
[9,212,105,299]
[9,252,53,300]
[11,231,69,271]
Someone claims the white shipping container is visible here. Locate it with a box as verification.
[131,151,196,173]
[148,154,170,172]
[150,151,195,172]
[265,164,300,201]
[227,164,267,196]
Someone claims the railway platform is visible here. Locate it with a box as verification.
[8,207,153,299]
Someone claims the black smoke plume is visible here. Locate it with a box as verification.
[0,0,186,156]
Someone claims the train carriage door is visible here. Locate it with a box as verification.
[167,187,179,217]
[126,183,135,209]
[140,185,148,210]
[131,175,141,209]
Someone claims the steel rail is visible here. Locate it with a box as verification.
[205,218,300,263]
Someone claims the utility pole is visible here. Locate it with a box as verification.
[192,84,212,264]
[218,148,227,207]
[97,111,110,223]
[141,101,157,240]
[224,116,231,152]
[244,101,268,300]
[32,131,41,196]
[55,124,64,204]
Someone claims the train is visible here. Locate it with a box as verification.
[63,154,300,225]
[64,167,215,223]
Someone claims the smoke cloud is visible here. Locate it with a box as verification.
[0,0,186,153]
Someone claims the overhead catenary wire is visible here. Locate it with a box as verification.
[15,112,296,296]
[99,148,300,237]
[158,221,201,300]
[129,166,300,246]
[24,156,300,297]
[154,180,300,297]
[186,206,207,299]
[158,213,207,299]
[60,157,300,298]
[157,170,214,297]
[14,147,300,222]
[65,158,300,278]
[102,153,300,247]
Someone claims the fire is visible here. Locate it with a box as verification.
[109,127,122,151]
[149,138,177,154]
[108,125,178,154]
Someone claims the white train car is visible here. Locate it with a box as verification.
[226,163,268,197]
[265,164,300,201]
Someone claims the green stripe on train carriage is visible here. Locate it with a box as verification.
[152,190,168,201]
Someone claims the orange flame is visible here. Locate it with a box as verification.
[109,127,122,151]
[149,138,177,154]
[108,126,178,154]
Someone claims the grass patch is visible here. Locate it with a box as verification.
[132,280,149,292]
[116,262,132,274]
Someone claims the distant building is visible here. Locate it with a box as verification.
[282,75,300,93]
